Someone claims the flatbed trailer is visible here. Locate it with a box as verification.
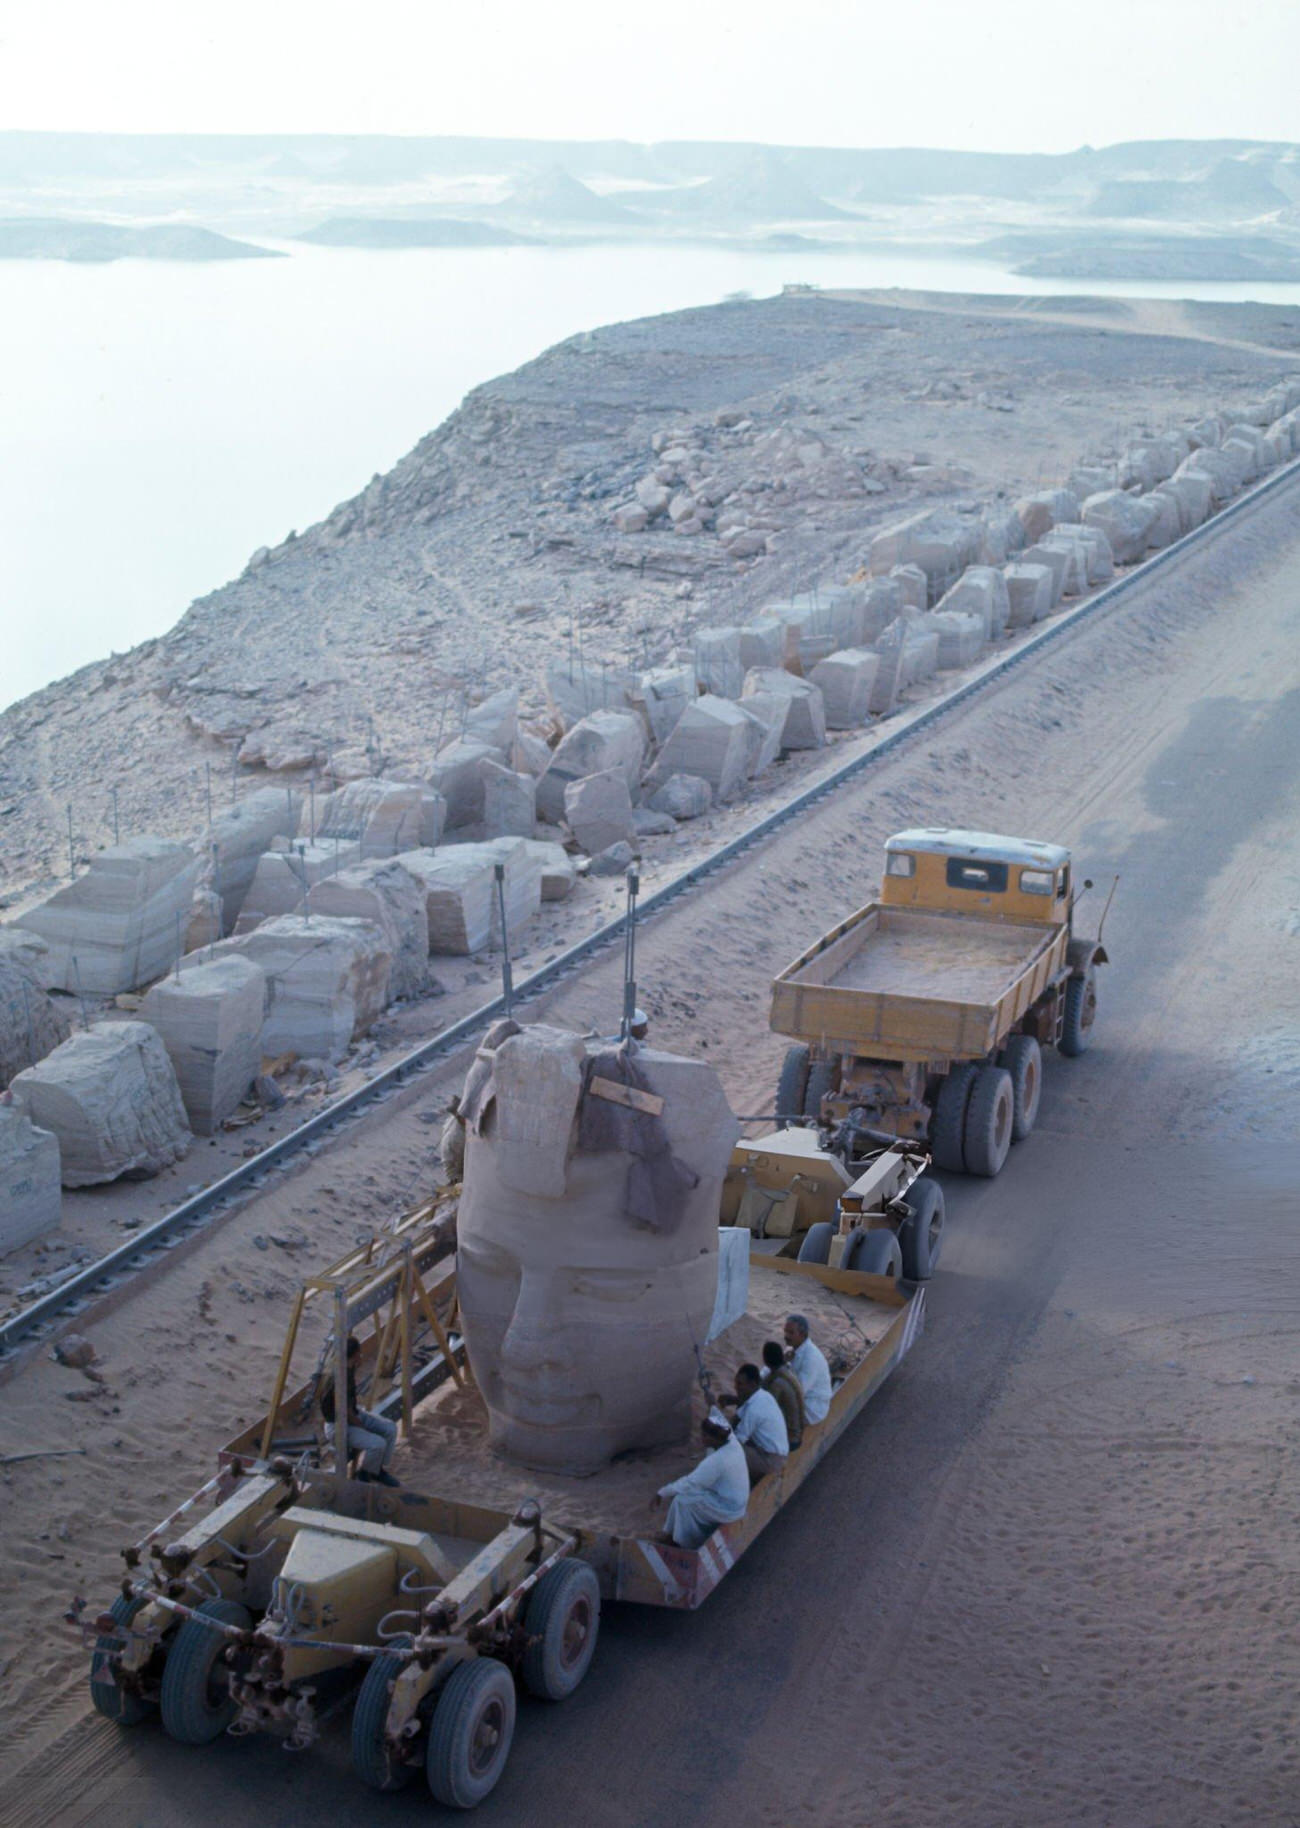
[77,1202,923,1808]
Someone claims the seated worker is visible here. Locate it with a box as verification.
[783,1312,832,1425]
[760,1340,806,1450]
[651,1408,748,1549]
[721,1362,789,1481]
[320,1334,400,1487]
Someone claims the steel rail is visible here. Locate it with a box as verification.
[4,453,1297,1360]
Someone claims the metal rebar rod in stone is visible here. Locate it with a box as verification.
[21,979,37,1067]
[205,761,213,829]
[66,804,75,880]
[110,787,120,846]
[620,865,641,1042]
[231,751,239,806]
[309,774,316,844]
[494,864,514,1020]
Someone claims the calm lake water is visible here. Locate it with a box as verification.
[4,240,1299,711]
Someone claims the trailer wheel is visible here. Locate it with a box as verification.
[522,1559,600,1701]
[159,1598,250,1746]
[802,1058,837,1123]
[796,1222,834,1265]
[846,1229,903,1278]
[963,1066,1014,1178]
[89,1592,156,1726]
[775,1045,811,1129]
[352,1636,416,1791]
[898,1178,945,1280]
[930,1063,977,1171]
[426,1657,516,1810]
[1060,968,1097,1057]
[998,1034,1042,1140]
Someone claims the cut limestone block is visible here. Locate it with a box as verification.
[1067,463,1119,502]
[464,687,519,752]
[929,610,986,669]
[475,839,544,947]
[236,840,363,932]
[139,954,265,1134]
[808,649,879,728]
[1068,524,1116,584]
[1217,435,1257,486]
[861,578,905,640]
[185,888,223,954]
[692,627,745,699]
[318,778,446,858]
[649,774,712,821]
[565,770,636,857]
[520,840,577,902]
[935,567,1010,640]
[890,563,928,610]
[633,807,676,837]
[737,693,786,776]
[645,695,752,803]
[512,728,554,778]
[308,861,429,1002]
[870,510,977,596]
[545,661,637,729]
[737,617,785,672]
[632,663,697,746]
[0,933,71,1090]
[1003,562,1056,628]
[1081,491,1160,565]
[11,1021,190,1187]
[1141,488,1181,550]
[16,837,201,996]
[1018,542,1068,605]
[214,916,390,1061]
[396,850,493,955]
[1178,448,1238,506]
[707,1227,751,1341]
[536,710,646,824]
[429,739,508,830]
[767,597,833,674]
[824,584,871,652]
[975,508,1025,566]
[1015,488,1080,543]
[741,669,826,751]
[481,760,537,840]
[208,789,302,932]
[1035,533,1090,597]
[1185,415,1225,450]
[1167,469,1214,528]
[870,618,940,713]
[589,842,637,878]
[1224,425,1270,477]
[0,1104,61,1254]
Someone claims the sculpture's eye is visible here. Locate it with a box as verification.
[569,1272,653,1303]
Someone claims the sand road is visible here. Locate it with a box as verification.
[1,476,1297,1827]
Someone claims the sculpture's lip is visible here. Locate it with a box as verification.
[497,1383,601,1427]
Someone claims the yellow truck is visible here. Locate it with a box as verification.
[770,828,1109,1176]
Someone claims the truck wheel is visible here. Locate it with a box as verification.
[159,1598,250,1746]
[803,1058,836,1123]
[930,1063,977,1171]
[352,1636,415,1791]
[796,1221,834,1265]
[426,1658,516,1810]
[898,1178,945,1280]
[998,1034,1042,1140]
[89,1592,155,1726]
[1060,968,1097,1057]
[775,1044,810,1129]
[847,1230,903,1278]
[522,1559,600,1701]
[963,1066,1014,1177]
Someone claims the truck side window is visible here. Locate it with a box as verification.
[945,858,1008,892]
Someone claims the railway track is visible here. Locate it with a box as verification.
[3,452,1297,1365]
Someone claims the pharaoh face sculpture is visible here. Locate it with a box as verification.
[455,1029,739,1477]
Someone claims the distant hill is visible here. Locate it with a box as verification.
[638,152,851,223]
[1088,158,1291,221]
[493,167,633,224]
[0,219,279,261]
[298,217,537,249]
[979,228,1300,281]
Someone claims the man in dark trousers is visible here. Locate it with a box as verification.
[320,1335,400,1486]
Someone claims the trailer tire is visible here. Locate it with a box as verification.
[353,1636,416,1791]
[775,1045,811,1129]
[159,1597,250,1746]
[998,1034,1042,1140]
[848,1229,903,1278]
[963,1066,1014,1178]
[796,1222,834,1266]
[898,1178,945,1281]
[522,1559,600,1701]
[426,1657,516,1810]
[89,1592,155,1726]
[1060,968,1097,1057]
[930,1064,977,1171]
[802,1058,837,1123]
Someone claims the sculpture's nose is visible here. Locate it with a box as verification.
[499,1270,574,1380]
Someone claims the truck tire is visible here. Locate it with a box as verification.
[89,1592,155,1726]
[930,1063,977,1171]
[998,1034,1042,1140]
[1060,968,1097,1057]
[796,1221,834,1265]
[963,1065,1014,1178]
[803,1058,837,1123]
[521,1559,600,1701]
[848,1230,903,1278]
[426,1657,516,1810]
[159,1597,250,1746]
[898,1178,945,1281]
[353,1636,415,1791]
[775,1045,811,1129]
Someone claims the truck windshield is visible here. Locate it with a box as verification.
[945,857,1009,892]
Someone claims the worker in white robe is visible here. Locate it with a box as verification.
[784,1313,833,1425]
[652,1410,749,1549]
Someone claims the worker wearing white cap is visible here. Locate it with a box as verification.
[651,1408,749,1549]
[784,1313,833,1425]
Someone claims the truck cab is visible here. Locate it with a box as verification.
[881,828,1073,927]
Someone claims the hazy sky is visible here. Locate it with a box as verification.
[2,0,1297,154]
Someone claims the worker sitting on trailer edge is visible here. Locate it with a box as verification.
[720,1362,789,1480]
[650,1408,748,1549]
[784,1313,833,1425]
[760,1340,806,1449]
[320,1335,401,1487]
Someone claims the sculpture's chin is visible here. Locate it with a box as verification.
[486,1396,694,1478]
